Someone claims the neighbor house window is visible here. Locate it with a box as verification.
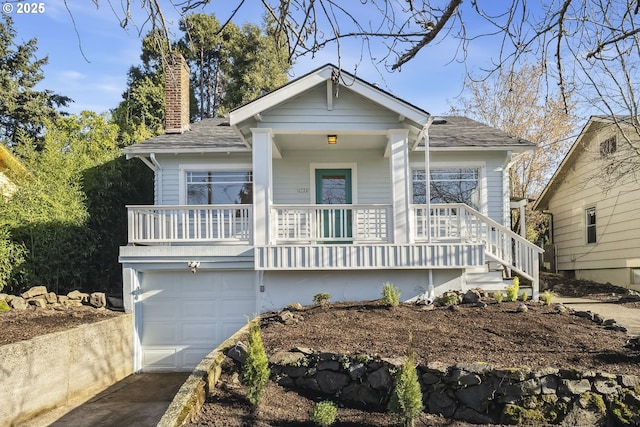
[599,136,616,157]
[186,171,253,205]
[586,207,596,244]
[412,167,480,210]
[632,268,640,285]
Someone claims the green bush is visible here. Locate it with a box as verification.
[0,227,26,292]
[505,277,520,302]
[310,401,338,427]
[541,290,554,306]
[382,282,401,308]
[520,290,528,302]
[242,320,270,406]
[436,291,459,307]
[492,290,504,303]
[313,292,331,306]
[388,347,424,427]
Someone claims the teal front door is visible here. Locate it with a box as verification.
[315,169,352,241]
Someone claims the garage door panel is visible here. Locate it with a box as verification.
[182,323,219,343]
[141,323,179,345]
[140,270,256,371]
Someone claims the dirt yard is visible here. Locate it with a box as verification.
[185,275,640,427]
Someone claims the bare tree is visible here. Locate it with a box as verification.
[85,0,639,184]
[451,64,577,241]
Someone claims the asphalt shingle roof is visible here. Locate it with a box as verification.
[122,118,247,155]
[427,116,534,149]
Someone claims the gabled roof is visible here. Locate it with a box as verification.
[229,63,430,127]
[533,115,637,210]
[0,144,29,178]
[426,116,536,151]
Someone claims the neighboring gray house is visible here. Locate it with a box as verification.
[120,57,540,372]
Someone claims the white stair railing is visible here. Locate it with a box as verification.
[415,204,543,299]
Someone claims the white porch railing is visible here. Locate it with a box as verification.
[413,203,543,297]
[271,204,391,243]
[127,205,251,244]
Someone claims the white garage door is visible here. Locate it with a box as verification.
[139,270,256,371]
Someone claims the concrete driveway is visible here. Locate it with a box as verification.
[22,373,189,427]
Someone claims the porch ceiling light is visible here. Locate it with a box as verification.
[327,134,337,145]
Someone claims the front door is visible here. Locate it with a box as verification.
[315,169,352,241]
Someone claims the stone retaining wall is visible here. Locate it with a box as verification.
[0,314,133,427]
[267,348,640,426]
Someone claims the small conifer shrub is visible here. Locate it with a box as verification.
[505,277,520,302]
[310,401,338,426]
[388,339,424,427]
[382,282,401,308]
[520,290,528,302]
[242,320,270,407]
[313,292,331,306]
[541,290,554,306]
[492,290,504,303]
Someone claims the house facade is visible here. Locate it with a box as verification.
[120,56,540,372]
[534,116,640,291]
[0,144,29,198]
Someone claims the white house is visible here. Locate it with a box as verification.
[534,116,640,290]
[120,56,541,372]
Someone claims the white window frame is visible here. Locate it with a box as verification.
[178,163,252,205]
[409,162,487,214]
[585,206,597,244]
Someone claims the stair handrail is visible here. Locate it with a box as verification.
[431,203,543,299]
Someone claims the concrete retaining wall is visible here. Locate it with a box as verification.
[158,323,250,427]
[0,314,133,427]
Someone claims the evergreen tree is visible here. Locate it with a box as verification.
[0,17,71,148]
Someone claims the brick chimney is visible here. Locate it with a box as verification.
[165,53,190,134]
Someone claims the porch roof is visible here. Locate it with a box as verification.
[426,116,535,151]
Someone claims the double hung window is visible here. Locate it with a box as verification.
[586,207,596,244]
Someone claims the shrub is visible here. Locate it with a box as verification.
[388,344,423,427]
[310,401,338,427]
[382,282,401,308]
[242,320,270,407]
[520,290,528,302]
[313,292,331,306]
[505,277,520,302]
[436,291,459,307]
[541,290,554,306]
[492,290,504,303]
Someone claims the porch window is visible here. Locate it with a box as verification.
[186,171,253,205]
[412,168,480,210]
[586,207,596,244]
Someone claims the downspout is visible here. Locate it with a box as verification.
[134,153,163,204]
[423,117,433,243]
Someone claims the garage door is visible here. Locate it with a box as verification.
[139,270,257,371]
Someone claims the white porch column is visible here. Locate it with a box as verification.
[252,128,273,246]
[388,129,411,244]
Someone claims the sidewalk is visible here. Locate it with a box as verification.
[556,296,640,337]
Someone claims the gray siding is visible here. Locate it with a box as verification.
[261,85,401,132]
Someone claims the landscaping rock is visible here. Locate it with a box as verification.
[462,289,482,304]
[28,298,47,308]
[90,292,107,308]
[340,383,381,406]
[0,293,8,302]
[227,342,248,363]
[367,367,392,390]
[67,290,89,302]
[269,350,306,366]
[45,292,57,304]
[316,370,349,394]
[559,379,591,395]
[428,390,457,418]
[21,285,47,299]
[8,296,27,310]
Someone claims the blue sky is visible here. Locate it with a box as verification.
[7,0,499,117]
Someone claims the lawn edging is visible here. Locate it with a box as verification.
[0,314,133,427]
[158,322,251,427]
